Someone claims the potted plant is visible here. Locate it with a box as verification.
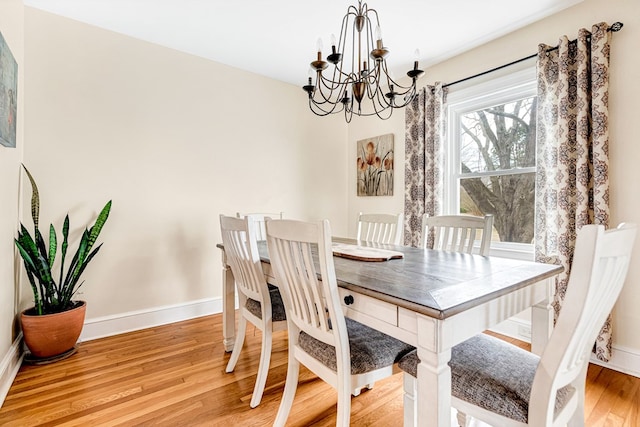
[14,165,111,362]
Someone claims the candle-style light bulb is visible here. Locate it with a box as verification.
[375,26,382,42]
[311,37,329,71]
[413,48,420,69]
[315,37,324,62]
[330,34,337,49]
[375,25,383,50]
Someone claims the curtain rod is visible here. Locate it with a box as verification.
[441,22,624,90]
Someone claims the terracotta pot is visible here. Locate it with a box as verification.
[20,301,87,359]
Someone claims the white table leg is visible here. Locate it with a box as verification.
[531,277,555,355]
[402,374,417,427]
[221,253,236,352]
[416,347,452,427]
[416,316,452,427]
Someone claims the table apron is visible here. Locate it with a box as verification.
[339,278,551,351]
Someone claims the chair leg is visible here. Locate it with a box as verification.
[336,374,352,427]
[249,322,273,408]
[273,354,300,427]
[568,367,588,427]
[567,410,585,427]
[403,374,417,427]
[225,315,247,373]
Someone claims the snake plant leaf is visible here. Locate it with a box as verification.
[15,229,49,309]
[59,215,69,287]
[67,200,111,286]
[35,253,55,293]
[86,200,111,255]
[48,224,57,269]
[62,248,80,289]
[22,165,40,231]
[34,227,48,261]
[63,230,87,289]
[15,236,39,278]
[69,229,91,287]
[24,267,42,314]
[17,226,55,297]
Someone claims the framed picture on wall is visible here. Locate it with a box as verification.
[357,133,394,196]
[0,30,18,148]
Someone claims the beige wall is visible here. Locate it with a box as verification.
[348,0,640,355]
[22,8,348,320]
[0,0,24,382]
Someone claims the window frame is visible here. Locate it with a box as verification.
[443,67,537,260]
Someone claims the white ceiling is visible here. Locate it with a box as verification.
[24,0,582,86]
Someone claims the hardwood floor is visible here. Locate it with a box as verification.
[0,314,638,426]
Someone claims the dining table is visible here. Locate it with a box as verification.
[217,237,563,427]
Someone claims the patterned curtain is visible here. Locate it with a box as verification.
[535,22,612,361]
[404,83,446,247]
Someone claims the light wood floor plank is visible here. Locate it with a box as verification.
[1,314,638,426]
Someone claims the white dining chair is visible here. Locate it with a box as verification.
[399,222,637,427]
[356,212,404,245]
[219,214,287,408]
[266,219,415,427]
[420,214,493,255]
[236,212,283,241]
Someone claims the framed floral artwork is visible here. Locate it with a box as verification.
[357,133,394,196]
[0,30,18,148]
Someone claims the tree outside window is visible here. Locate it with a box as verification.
[457,96,537,244]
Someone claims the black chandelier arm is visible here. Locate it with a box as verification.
[311,75,353,106]
[308,97,345,117]
[317,68,354,91]
[314,74,352,104]
[378,60,417,92]
[345,97,394,120]
[364,65,383,100]
[363,61,417,108]
[317,74,339,93]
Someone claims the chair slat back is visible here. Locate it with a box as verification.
[421,214,493,255]
[237,212,283,241]
[356,212,403,245]
[266,219,346,349]
[530,223,636,423]
[220,215,269,304]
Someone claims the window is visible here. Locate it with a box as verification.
[445,68,537,259]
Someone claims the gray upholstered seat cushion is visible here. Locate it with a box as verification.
[298,317,415,375]
[245,287,286,322]
[398,334,574,423]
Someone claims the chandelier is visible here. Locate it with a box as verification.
[302,1,424,122]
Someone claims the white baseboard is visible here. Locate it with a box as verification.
[589,345,640,378]
[0,334,24,408]
[79,297,223,342]
[491,317,640,379]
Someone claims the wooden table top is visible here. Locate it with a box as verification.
[219,238,563,320]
